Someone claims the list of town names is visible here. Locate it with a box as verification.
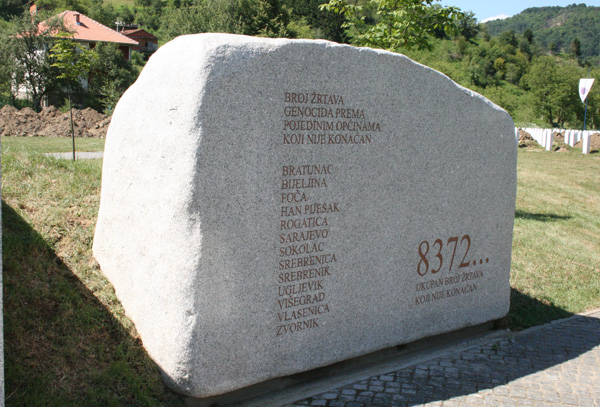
[276,91,381,336]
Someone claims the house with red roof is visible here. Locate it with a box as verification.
[120,28,158,60]
[14,9,141,103]
[41,10,139,60]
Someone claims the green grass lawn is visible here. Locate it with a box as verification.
[2,137,182,407]
[509,148,600,328]
[1,137,599,405]
[1,136,105,154]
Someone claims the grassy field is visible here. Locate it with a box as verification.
[1,137,599,405]
[509,147,600,328]
[1,136,105,154]
[1,137,182,406]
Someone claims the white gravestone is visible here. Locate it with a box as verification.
[93,34,517,398]
[582,133,591,154]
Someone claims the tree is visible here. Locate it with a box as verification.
[569,37,581,58]
[87,0,118,28]
[282,0,348,42]
[0,13,63,110]
[233,0,290,37]
[455,11,479,41]
[0,0,28,20]
[521,56,580,127]
[88,42,137,113]
[135,0,163,31]
[498,30,518,48]
[117,5,136,24]
[159,0,293,42]
[50,32,96,160]
[36,0,89,14]
[522,28,534,44]
[320,0,463,51]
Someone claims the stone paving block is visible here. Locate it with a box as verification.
[290,311,600,407]
[355,396,373,404]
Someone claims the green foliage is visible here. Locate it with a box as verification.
[283,0,348,42]
[135,0,163,31]
[158,0,292,43]
[117,5,136,23]
[521,56,582,127]
[569,37,581,58]
[88,42,138,114]
[402,25,597,129]
[50,32,97,91]
[0,0,28,20]
[0,12,65,110]
[88,0,118,27]
[234,0,290,37]
[36,0,91,14]
[455,11,478,41]
[485,4,600,59]
[320,0,463,51]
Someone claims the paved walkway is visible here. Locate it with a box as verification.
[289,310,600,407]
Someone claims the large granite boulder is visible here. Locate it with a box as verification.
[93,33,517,398]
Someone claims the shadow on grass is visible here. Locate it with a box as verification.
[2,201,183,407]
[507,287,573,330]
[514,210,571,222]
[4,199,594,407]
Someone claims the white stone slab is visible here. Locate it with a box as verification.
[93,33,517,398]
[546,131,554,151]
[582,133,591,154]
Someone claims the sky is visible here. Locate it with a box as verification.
[438,0,600,22]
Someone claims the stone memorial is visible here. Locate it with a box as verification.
[582,132,591,154]
[93,33,517,399]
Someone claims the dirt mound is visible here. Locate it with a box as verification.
[518,129,534,141]
[1,105,110,138]
[555,145,569,153]
[574,133,600,152]
[1,105,46,136]
[517,129,539,148]
[554,132,565,143]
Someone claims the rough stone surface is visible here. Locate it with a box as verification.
[93,33,517,398]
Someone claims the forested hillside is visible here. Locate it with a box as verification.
[1,0,599,129]
[485,4,600,59]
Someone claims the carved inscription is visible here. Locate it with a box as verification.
[282,92,382,145]
[414,234,487,306]
[277,159,335,335]
[277,91,376,336]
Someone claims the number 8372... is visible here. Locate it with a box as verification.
[417,234,488,277]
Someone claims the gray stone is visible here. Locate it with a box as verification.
[93,33,517,399]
